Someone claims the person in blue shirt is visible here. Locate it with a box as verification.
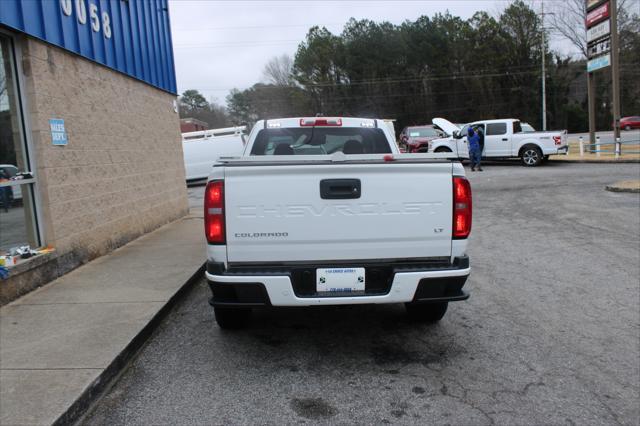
[467,127,483,171]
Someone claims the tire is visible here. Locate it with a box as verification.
[625,125,631,131]
[521,145,543,167]
[405,302,448,323]
[434,147,452,153]
[214,307,252,329]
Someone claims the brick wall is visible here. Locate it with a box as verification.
[2,37,189,302]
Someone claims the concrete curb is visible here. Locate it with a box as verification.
[550,159,640,164]
[605,185,640,193]
[52,262,206,426]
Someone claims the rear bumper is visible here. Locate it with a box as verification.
[206,257,470,307]
[544,145,568,155]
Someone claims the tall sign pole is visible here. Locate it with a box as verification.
[585,0,615,148]
[610,0,621,141]
[588,72,596,149]
[541,0,547,131]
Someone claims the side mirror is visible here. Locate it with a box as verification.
[452,130,460,139]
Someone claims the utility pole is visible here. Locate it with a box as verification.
[540,0,547,131]
[588,72,596,149]
[610,0,621,141]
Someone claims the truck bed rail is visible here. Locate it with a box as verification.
[215,153,459,167]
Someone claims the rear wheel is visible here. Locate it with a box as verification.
[521,145,543,167]
[434,147,452,153]
[214,307,252,329]
[405,302,448,323]
[625,125,631,131]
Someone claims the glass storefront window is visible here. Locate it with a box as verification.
[1,33,40,253]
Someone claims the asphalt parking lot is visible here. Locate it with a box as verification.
[84,162,639,425]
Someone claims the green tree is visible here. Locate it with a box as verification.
[619,13,640,117]
[498,0,545,127]
[293,26,347,114]
[178,90,232,129]
[226,84,313,127]
[179,89,208,113]
[226,89,255,125]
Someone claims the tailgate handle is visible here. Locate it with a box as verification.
[320,179,361,199]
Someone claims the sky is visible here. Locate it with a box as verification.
[168,0,571,105]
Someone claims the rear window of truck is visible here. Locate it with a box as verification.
[250,128,392,155]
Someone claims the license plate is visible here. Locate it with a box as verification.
[316,267,365,293]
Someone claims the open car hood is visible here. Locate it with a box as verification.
[432,118,460,136]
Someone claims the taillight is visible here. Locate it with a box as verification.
[453,177,472,239]
[205,180,225,244]
[553,136,562,145]
[300,118,342,126]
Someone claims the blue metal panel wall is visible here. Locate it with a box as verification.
[0,0,177,94]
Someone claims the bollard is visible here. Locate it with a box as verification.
[596,136,601,157]
[579,136,584,156]
[615,137,621,158]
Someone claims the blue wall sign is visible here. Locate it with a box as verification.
[0,0,177,94]
[587,53,611,73]
[49,118,68,146]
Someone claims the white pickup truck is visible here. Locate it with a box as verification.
[204,117,472,329]
[431,118,568,166]
[182,126,247,181]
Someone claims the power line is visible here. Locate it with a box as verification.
[218,82,542,105]
[188,62,639,96]
[189,68,543,93]
[174,40,302,49]
[225,86,526,104]
[172,22,353,32]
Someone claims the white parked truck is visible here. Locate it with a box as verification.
[182,126,246,181]
[431,118,568,166]
[203,117,472,329]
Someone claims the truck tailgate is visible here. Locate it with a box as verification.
[224,162,453,263]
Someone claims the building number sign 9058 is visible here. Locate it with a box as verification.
[60,0,112,39]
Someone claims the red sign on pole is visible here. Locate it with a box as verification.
[586,2,610,27]
[586,0,606,11]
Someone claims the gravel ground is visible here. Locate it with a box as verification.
[84,162,640,425]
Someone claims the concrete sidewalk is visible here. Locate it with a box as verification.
[549,154,640,163]
[0,213,205,425]
[550,136,640,163]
